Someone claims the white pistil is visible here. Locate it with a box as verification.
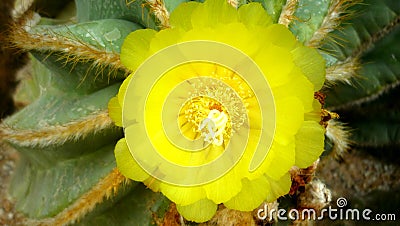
[199,109,228,146]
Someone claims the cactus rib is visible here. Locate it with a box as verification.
[8,22,130,76]
[307,0,362,48]
[1,111,113,148]
[352,14,400,59]
[26,168,128,226]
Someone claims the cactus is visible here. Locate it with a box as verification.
[1,0,399,225]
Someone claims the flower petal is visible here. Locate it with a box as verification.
[176,199,218,223]
[191,0,238,28]
[272,67,315,112]
[121,29,157,71]
[264,173,291,202]
[160,183,206,206]
[305,99,322,121]
[291,46,325,91]
[114,138,149,181]
[238,2,272,27]
[295,121,325,168]
[274,97,304,145]
[203,167,243,203]
[108,96,122,127]
[224,172,291,211]
[117,74,133,107]
[255,44,295,87]
[258,138,295,180]
[149,28,184,54]
[170,1,200,30]
[262,24,297,49]
[224,177,269,211]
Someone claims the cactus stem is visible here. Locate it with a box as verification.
[7,21,130,78]
[325,119,352,159]
[278,0,298,27]
[329,79,400,112]
[319,14,400,110]
[26,168,129,226]
[324,57,360,85]
[0,111,114,148]
[143,0,170,29]
[307,0,362,48]
[323,11,400,65]
[351,14,400,59]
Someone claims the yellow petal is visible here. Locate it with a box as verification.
[274,97,304,145]
[291,46,325,91]
[160,183,206,206]
[214,23,258,56]
[114,138,149,181]
[149,28,184,54]
[170,1,200,30]
[191,0,238,28]
[203,167,242,203]
[121,29,157,71]
[176,199,218,223]
[265,173,291,202]
[295,121,325,168]
[238,2,272,28]
[262,24,297,49]
[107,96,122,127]
[144,177,162,192]
[305,99,322,121]
[254,44,295,87]
[224,177,269,211]
[272,67,314,112]
[224,173,291,211]
[257,138,295,180]
[117,73,133,107]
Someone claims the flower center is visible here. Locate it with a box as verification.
[178,72,252,147]
[199,109,228,145]
[179,96,232,145]
[173,61,256,149]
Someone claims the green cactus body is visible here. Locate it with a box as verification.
[1,0,400,225]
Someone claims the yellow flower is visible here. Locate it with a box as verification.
[108,0,326,222]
